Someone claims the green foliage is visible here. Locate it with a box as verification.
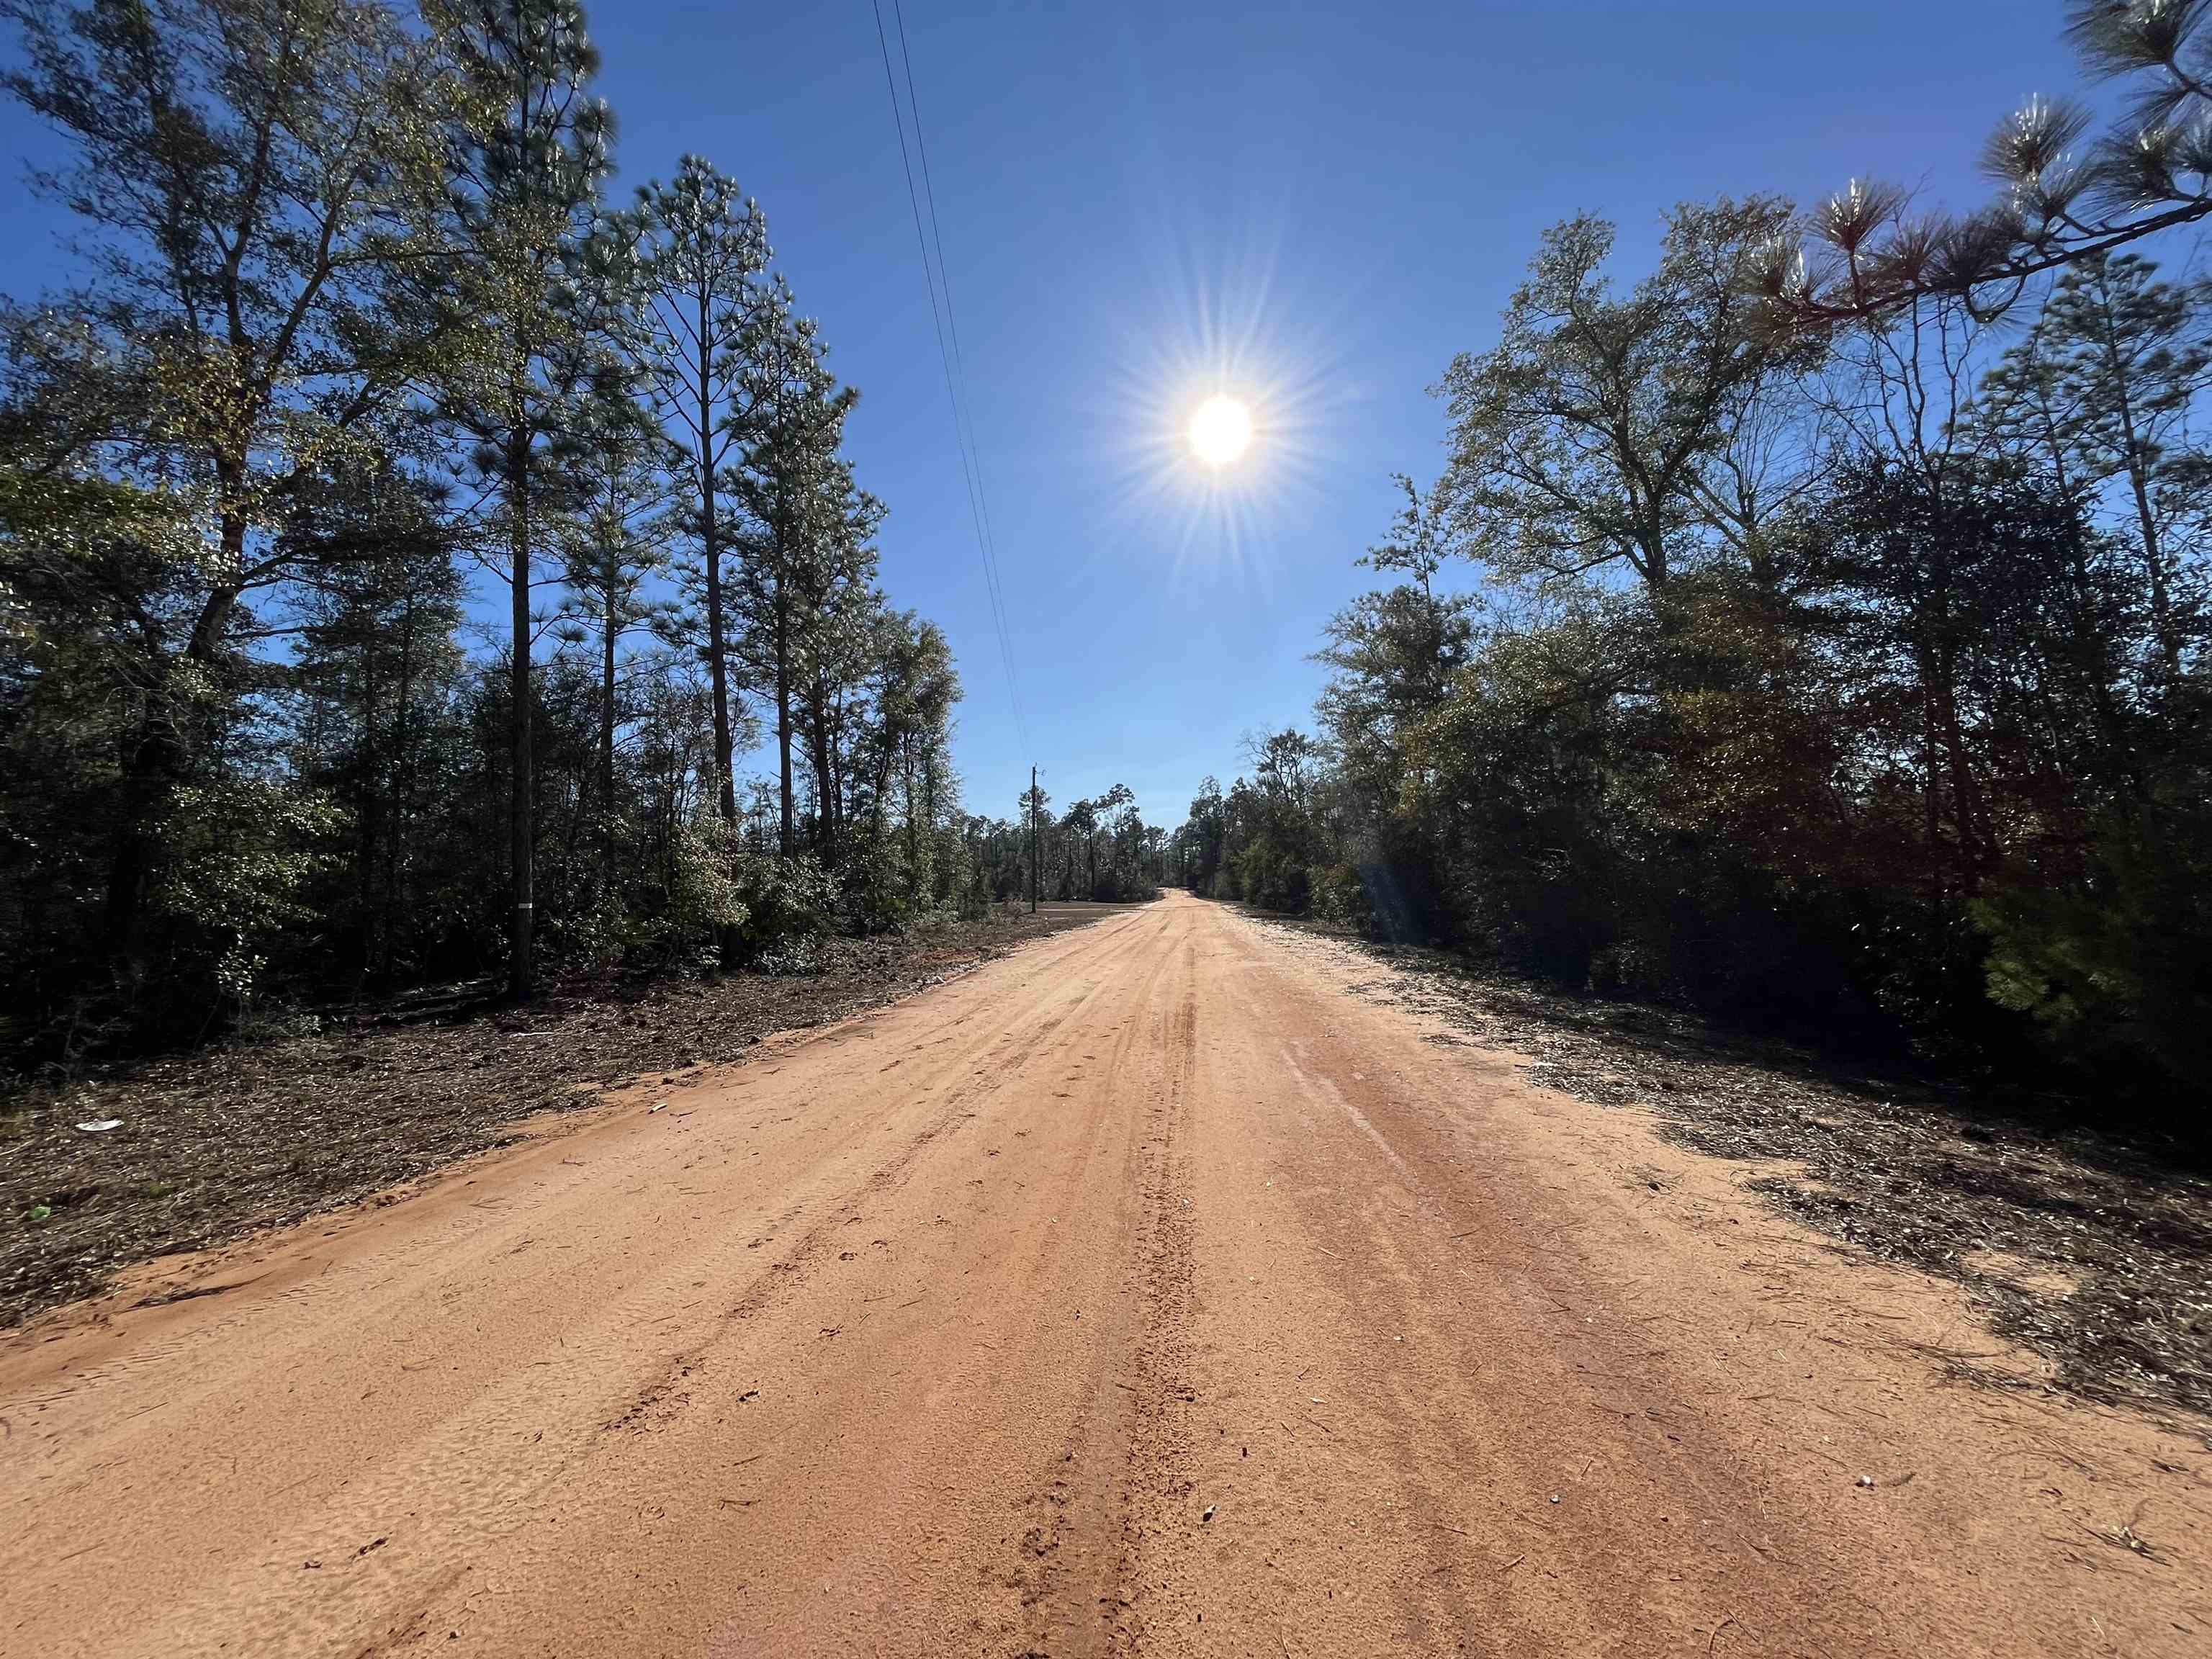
[629,821,838,968]
[1437,198,1799,590]
[1768,4,2212,320]
[964,778,1166,909]
[835,834,914,935]
[153,778,340,1012]
[1210,741,1326,915]
[1175,778,1226,895]
[1311,862,1374,932]
[608,153,770,823]
[1977,800,2212,1094]
[0,0,997,1062]
[1969,253,2208,662]
[730,849,837,957]
[1233,838,1310,914]
[1182,195,2212,1120]
[647,808,751,963]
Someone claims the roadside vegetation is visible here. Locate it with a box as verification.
[1004,781,1168,905]
[0,0,1164,1082]
[1176,4,2212,1128]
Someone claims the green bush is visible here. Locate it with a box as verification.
[625,815,838,970]
[1231,837,1310,913]
[1312,862,1375,932]
[1977,801,2212,1096]
[732,850,840,958]
[153,778,339,1020]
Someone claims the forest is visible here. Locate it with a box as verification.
[0,0,1168,1067]
[6,0,2210,1124]
[1174,5,2212,1116]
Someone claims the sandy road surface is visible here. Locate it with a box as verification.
[4,894,2208,1657]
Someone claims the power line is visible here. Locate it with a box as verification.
[889,0,1017,701]
[868,0,1028,757]
[876,5,1023,757]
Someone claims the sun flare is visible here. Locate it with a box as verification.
[1187,395,1254,468]
[1100,235,1348,583]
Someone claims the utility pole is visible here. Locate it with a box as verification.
[1028,764,1039,914]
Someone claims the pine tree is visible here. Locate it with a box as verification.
[729,287,857,855]
[284,454,466,986]
[551,381,673,909]
[430,0,612,997]
[865,613,959,906]
[612,158,771,827]
[790,465,885,867]
[1975,254,2208,663]
[1769,5,2212,321]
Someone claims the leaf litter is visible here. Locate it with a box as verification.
[1251,913,2212,1421]
[1,911,1101,1329]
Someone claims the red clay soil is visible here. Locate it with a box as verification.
[2,894,2206,1656]
[0,907,1106,1326]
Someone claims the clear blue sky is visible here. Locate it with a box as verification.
[0,1,2082,829]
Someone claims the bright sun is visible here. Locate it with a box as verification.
[1188,395,1254,468]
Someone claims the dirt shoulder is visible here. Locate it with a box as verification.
[1241,907,2212,1422]
[0,905,1120,1328]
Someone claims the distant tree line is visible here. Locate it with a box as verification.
[0,0,1007,1060]
[973,781,1166,907]
[1175,5,2212,1110]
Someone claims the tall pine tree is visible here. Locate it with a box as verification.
[613,158,770,827]
[731,286,855,855]
[431,0,612,996]
[552,379,673,910]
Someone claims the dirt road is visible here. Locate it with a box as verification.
[4,894,2207,1657]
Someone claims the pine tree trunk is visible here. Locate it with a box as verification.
[701,291,737,826]
[387,590,418,987]
[508,426,535,999]
[356,616,381,992]
[774,569,795,857]
[807,666,836,863]
[599,582,617,906]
